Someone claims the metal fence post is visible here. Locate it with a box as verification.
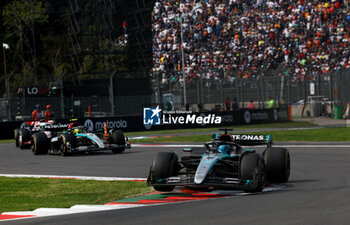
[258,77,261,109]
[329,71,334,111]
[240,78,244,108]
[60,73,67,119]
[196,79,200,105]
[339,69,344,105]
[302,78,307,116]
[200,71,204,107]
[318,73,321,97]
[235,75,239,108]
[220,79,224,108]
[156,72,161,104]
[346,69,350,103]
[109,71,116,116]
[261,77,265,108]
[288,75,292,106]
[6,72,14,121]
[274,76,277,105]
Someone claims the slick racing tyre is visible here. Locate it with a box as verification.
[149,152,178,192]
[60,133,75,156]
[241,153,265,193]
[109,130,126,154]
[14,129,20,147]
[18,129,31,149]
[263,147,290,183]
[31,133,49,155]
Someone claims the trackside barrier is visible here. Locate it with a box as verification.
[0,108,289,139]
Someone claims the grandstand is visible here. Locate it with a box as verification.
[152,0,350,83]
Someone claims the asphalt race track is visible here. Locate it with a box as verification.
[1,142,350,225]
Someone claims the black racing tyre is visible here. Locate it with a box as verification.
[241,153,265,192]
[263,148,290,183]
[14,129,20,147]
[31,133,49,155]
[149,152,178,192]
[19,129,31,149]
[109,130,126,154]
[60,133,75,156]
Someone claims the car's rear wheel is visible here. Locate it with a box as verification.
[19,129,31,149]
[263,147,290,183]
[241,153,265,192]
[31,133,49,155]
[14,129,20,147]
[60,133,75,156]
[109,130,126,153]
[149,152,178,192]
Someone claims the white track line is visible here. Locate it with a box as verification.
[2,204,149,217]
[133,144,204,147]
[132,144,350,148]
[0,174,146,181]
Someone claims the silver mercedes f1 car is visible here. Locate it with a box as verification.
[147,129,290,193]
[31,123,130,156]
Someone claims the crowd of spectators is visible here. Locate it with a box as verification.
[152,0,350,86]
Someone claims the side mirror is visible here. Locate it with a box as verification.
[183,148,193,152]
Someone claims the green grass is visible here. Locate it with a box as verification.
[0,139,14,144]
[125,121,316,136]
[130,127,350,143]
[0,177,152,213]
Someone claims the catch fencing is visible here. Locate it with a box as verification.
[154,69,350,113]
[1,69,350,121]
[0,95,152,121]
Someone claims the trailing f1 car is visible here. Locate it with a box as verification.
[13,120,66,149]
[147,129,290,193]
[31,123,130,156]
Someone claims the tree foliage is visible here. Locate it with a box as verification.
[0,0,141,92]
[2,0,48,28]
[2,0,48,83]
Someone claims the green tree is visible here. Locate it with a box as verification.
[2,0,48,84]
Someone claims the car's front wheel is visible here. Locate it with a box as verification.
[60,133,75,156]
[149,152,178,192]
[31,133,49,155]
[19,129,31,149]
[109,130,126,154]
[14,129,20,148]
[241,153,265,192]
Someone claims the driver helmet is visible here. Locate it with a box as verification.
[46,105,51,109]
[218,145,231,154]
[73,128,82,134]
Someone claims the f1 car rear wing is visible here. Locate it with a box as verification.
[232,134,272,147]
[25,120,55,127]
[42,124,69,131]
